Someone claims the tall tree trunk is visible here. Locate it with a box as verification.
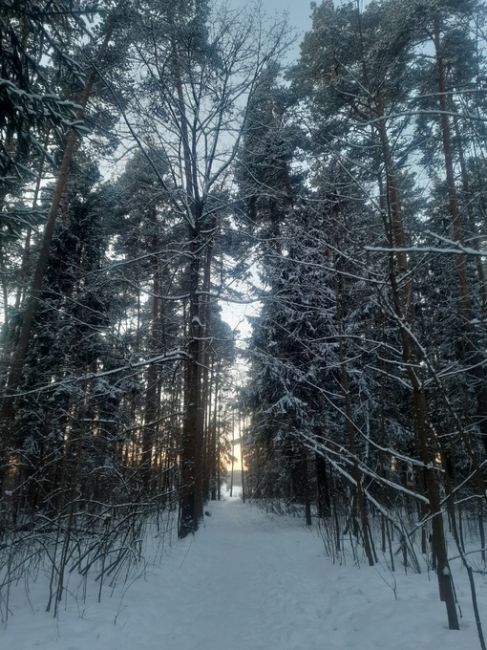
[375,94,459,627]
[170,30,208,537]
[142,210,162,491]
[179,230,204,536]
[210,365,220,501]
[336,254,375,566]
[388,261,460,630]
[432,18,470,323]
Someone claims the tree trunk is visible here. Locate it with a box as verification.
[142,210,162,490]
[179,230,204,537]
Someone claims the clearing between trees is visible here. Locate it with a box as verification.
[2,495,486,650]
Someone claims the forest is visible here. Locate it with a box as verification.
[1,0,487,647]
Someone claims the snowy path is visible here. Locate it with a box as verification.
[3,496,486,650]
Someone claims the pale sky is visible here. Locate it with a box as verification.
[230,0,314,50]
[256,0,313,36]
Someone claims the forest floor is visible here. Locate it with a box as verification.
[3,494,487,650]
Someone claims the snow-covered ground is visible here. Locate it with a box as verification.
[2,495,486,650]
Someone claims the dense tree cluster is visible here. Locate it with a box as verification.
[241,0,487,634]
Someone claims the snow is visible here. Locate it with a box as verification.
[2,495,486,650]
